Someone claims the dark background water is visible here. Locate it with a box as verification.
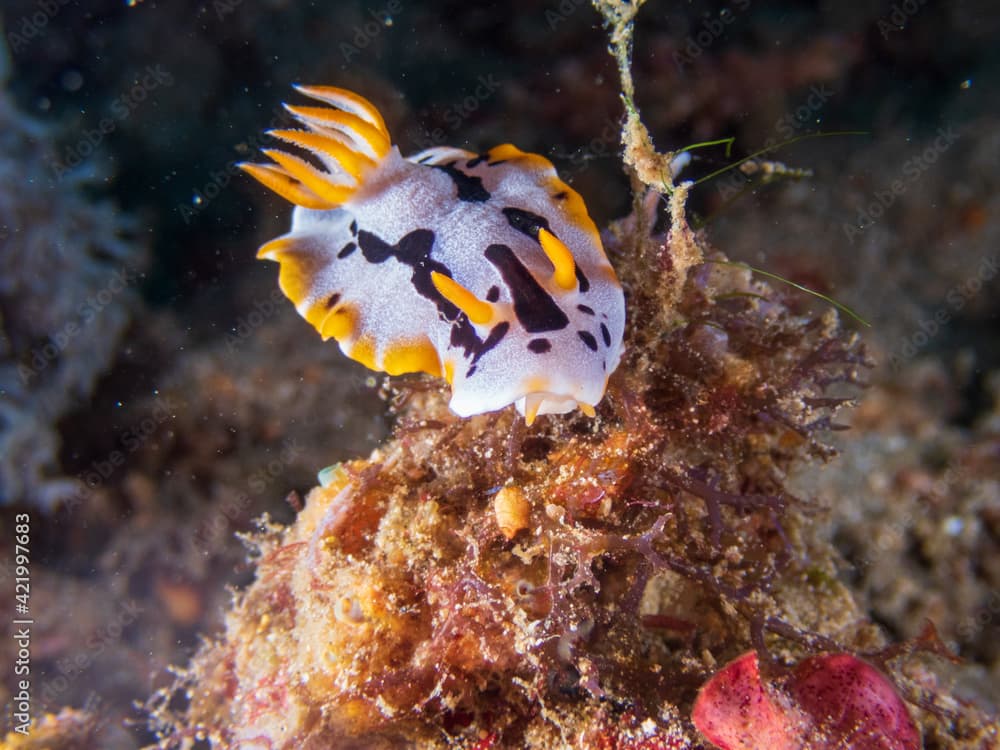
[1,1,998,746]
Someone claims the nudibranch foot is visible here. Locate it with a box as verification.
[516,393,596,427]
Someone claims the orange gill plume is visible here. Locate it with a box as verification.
[238,85,391,210]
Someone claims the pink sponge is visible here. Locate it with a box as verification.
[692,651,920,750]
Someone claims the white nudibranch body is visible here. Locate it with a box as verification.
[240,85,625,424]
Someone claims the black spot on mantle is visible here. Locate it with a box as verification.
[356,227,508,365]
[433,162,490,202]
[466,321,511,377]
[502,207,551,240]
[357,227,462,324]
[484,243,569,333]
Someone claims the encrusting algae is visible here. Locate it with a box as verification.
[141,3,998,749]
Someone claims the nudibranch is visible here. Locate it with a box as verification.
[240,85,625,424]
